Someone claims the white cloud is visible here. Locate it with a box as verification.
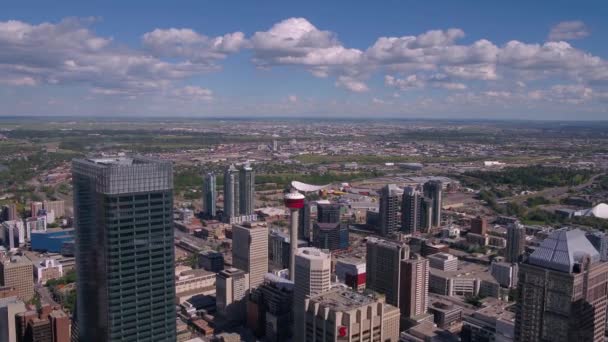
[172,86,214,101]
[142,28,247,63]
[288,95,298,103]
[335,76,369,92]
[549,21,590,41]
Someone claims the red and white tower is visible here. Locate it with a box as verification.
[284,189,305,281]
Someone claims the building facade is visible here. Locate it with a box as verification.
[294,247,332,342]
[232,222,268,290]
[223,164,240,222]
[379,184,401,236]
[505,222,526,263]
[0,257,34,302]
[304,289,400,342]
[366,238,409,308]
[423,180,442,228]
[203,173,217,218]
[400,255,429,320]
[216,268,249,322]
[72,157,175,342]
[515,228,608,342]
[238,164,255,216]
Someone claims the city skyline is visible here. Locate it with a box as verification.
[1,1,607,119]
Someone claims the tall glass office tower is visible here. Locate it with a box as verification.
[72,157,175,342]
[239,163,255,216]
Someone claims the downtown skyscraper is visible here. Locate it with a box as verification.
[239,163,255,216]
[202,172,216,218]
[223,164,240,221]
[402,186,432,234]
[423,180,443,228]
[72,157,175,342]
[515,228,608,342]
[379,184,401,236]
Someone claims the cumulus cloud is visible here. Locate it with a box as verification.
[0,18,221,97]
[142,28,247,63]
[385,74,466,91]
[172,86,213,101]
[548,21,590,41]
[335,76,369,92]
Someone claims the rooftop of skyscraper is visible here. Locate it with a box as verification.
[297,247,330,260]
[309,288,380,311]
[527,228,600,273]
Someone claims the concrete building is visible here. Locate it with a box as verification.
[366,238,409,308]
[312,222,349,251]
[34,259,64,285]
[423,180,443,228]
[379,184,401,236]
[72,156,176,342]
[216,268,249,322]
[428,301,463,329]
[400,255,429,321]
[232,222,268,290]
[294,247,331,342]
[462,303,515,342]
[238,164,255,216]
[428,253,458,272]
[30,202,44,218]
[16,307,71,342]
[203,172,217,218]
[515,228,608,342]
[335,257,366,291]
[304,289,400,342]
[198,250,224,273]
[1,204,18,222]
[490,261,518,289]
[0,296,26,342]
[505,222,526,263]
[268,230,307,270]
[402,186,432,234]
[2,220,25,250]
[223,164,240,222]
[43,200,66,218]
[429,263,500,298]
[175,268,216,304]
[0,257,34,301]
[470,216,488,235]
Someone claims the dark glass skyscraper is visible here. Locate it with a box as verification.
[238,163,255,216]
[72,157,175,342]
[423,180,442,228]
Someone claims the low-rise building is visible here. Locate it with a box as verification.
[175,267,216,304]
[428,253,458,272]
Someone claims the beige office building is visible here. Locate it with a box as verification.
[304,289,400,342]
[0,296,27,342]
[232,222,268,290]
[294,247,332,342]
[216,268,249,322]
[400,255,429,319]
[0,257,34,302]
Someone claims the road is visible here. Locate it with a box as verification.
[503,173,605,204]
[36,284,59,307]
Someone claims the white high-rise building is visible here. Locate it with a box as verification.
[294,247,331,342]
[232,222,268,290]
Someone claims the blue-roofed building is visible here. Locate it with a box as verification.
[30,228,75,254]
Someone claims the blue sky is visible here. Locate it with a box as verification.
[1,0,607,119]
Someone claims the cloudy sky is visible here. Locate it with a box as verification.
[1,0,607,119]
